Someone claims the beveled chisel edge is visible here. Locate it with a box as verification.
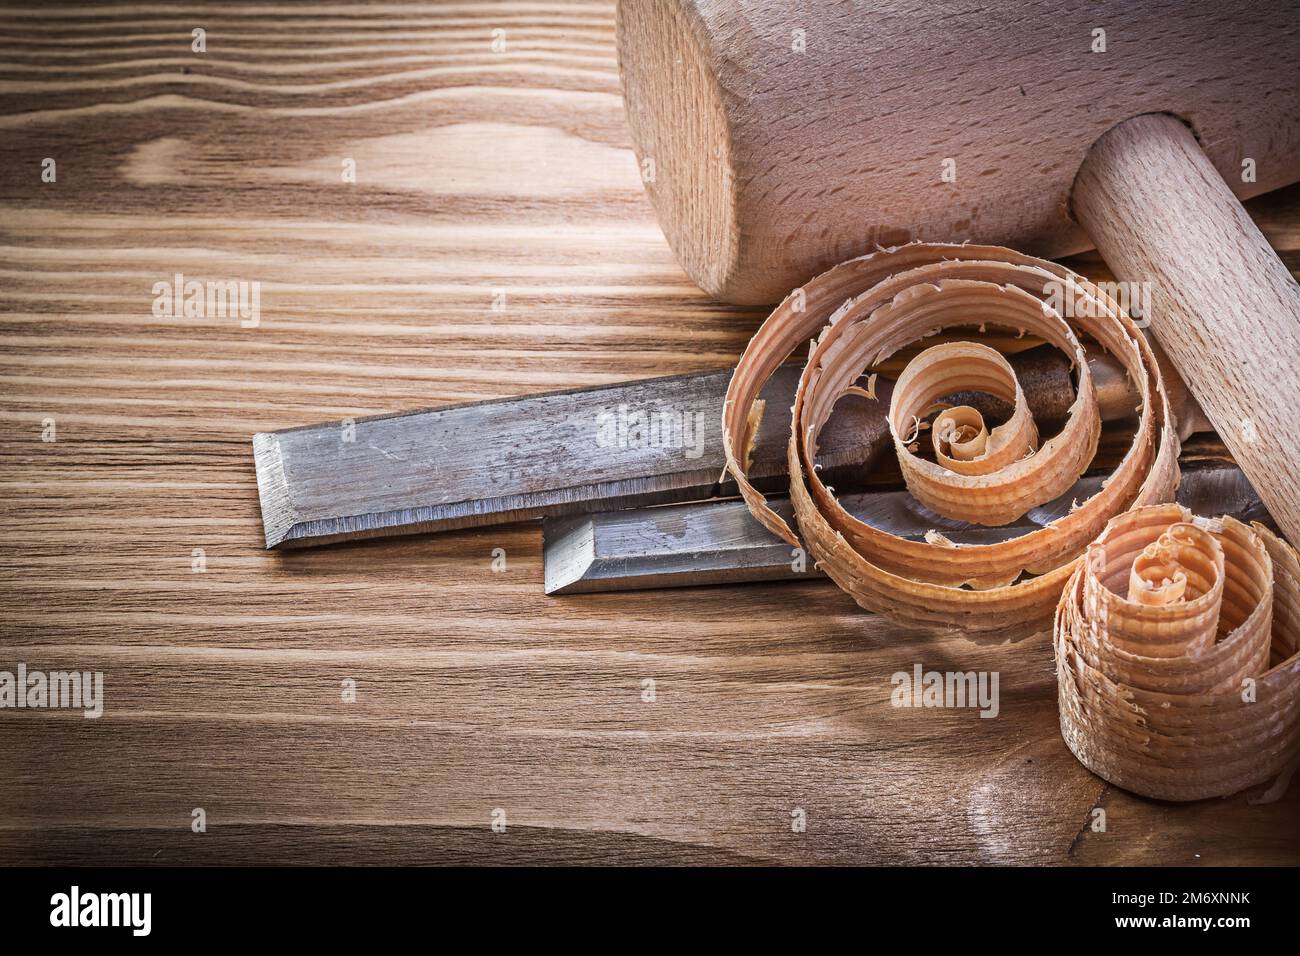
[542,514,598,596]
[252,431,298,549]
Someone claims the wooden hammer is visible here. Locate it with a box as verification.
[616,0,1300,545]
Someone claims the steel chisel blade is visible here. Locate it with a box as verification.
[253,365,886,548]
[253,346,1087,549]
[541,462,1268,594]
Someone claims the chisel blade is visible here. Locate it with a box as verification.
[253,345,1096,549]
[541,462,1268,594]
[254,365,878,548]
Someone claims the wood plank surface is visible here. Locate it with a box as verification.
[1,1,1298,866]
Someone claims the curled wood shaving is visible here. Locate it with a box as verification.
[720,243,1180,633]
[889,339,1079,525]
[1055,504,1300,801]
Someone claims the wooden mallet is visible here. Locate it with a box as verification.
[616,0,1300,545]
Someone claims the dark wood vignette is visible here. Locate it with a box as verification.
[1,2,1298,866]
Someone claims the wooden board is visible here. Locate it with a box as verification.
[1,1,1298,866]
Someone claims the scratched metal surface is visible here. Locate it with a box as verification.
[253,364,879,547]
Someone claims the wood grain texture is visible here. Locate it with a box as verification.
[1,1,1299,867]
[1075,113,1300,547]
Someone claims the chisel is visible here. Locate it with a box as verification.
[541,461,1267,594]
[253,344,1141,549]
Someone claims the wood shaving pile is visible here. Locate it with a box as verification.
[722,243,1180,636]
[1055,504,1300,800]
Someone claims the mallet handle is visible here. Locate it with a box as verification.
[1073,113,1300,545]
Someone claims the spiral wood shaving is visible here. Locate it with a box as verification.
[721,243,1181,635]
[1053,505,1300,800]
